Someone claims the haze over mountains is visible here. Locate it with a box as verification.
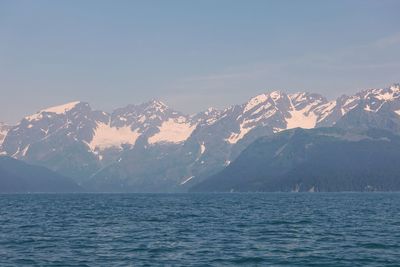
[0,156,81,193]
[1,83,400,192]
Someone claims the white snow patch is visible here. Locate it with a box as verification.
[286,97,317,129]
[200,142,206,154]
[0,127,9,145]
[149,100,168,112]
[375,91,395,101]
[225,124,255,144]
[253,109,276,123]
[41,128,49,135]
[364,105,373,112]
[206,117,218,125]
[148,118,196,144]
[340,96,360,115]
[270,91,282,101]
[244,94,268,113]
[390,84,400,91]
[21,144,30,157]
[290,92,307,103]
[11,147,21,158]
[0,135,5,145]
[180,176,194,185]
[25,101,81,121]
[138,116,146,123]
[89,122,140,151]
[316,101,336,122]
[42,101,81,114]
[251,103,272,116]
[343,97,358,107]
[25,113,43,121]
[395,110,400,116]
[11,144,30,158]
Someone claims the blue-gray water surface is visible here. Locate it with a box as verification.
[1,193,400,266]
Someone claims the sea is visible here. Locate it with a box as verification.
[0,193,399,266]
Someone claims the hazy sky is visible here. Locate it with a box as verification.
[1,0,400,123]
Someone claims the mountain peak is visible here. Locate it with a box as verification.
[24,101,87,121]
[243,93,269,113]
[42,101,82,114]
[148,99,167,107]
[205,107,218,114]
[269,90,285,100]
[143,99,169,112]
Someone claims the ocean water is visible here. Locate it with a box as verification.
[0,193,399,266]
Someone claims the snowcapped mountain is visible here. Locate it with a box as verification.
[334,84,400,132]
[1,83,400,191]
[1,100,200,182]
[108,100,196,147]
[2,101,106,179]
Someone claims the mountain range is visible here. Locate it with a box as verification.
[1,83,400,192]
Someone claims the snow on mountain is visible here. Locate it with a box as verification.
[221,91,328,145]
[191,107,222,127]
[180,176,194,185]
[243,94,269,113]
[359,84,400,112]
[89,122,141,151]
[199,141,206,154]
[0,122,12,147]
[5,101,104,155]
[148,117,196,144]
[2,83,400,192]
[41,101,81,114]
[286,107,317,129]
[25,101,82,121]
[226,124,255,144]
[4,86,398,158]
[108,100,198,147]
[176,84,400,189]
[286,92,325,129]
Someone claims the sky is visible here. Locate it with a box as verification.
[1,0,400,123]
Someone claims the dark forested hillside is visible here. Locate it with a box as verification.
[191,128,400,192]
[0,156,81,193]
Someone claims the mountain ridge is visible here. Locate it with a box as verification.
[1,83,400,191]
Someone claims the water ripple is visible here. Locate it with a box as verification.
[0,193,400,266]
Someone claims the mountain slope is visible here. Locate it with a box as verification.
[191,127,400,192]
[0,122,12,148]
[1,100,198,183]
[1,83,400,192]
[0,156,81,193]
